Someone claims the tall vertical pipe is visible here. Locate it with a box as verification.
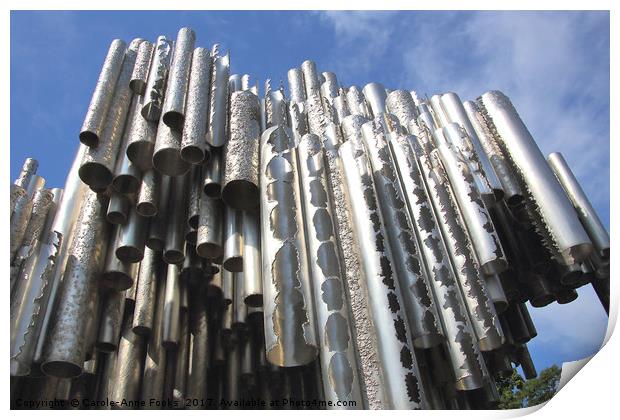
[162,27,196,130]
[141,36,173,122]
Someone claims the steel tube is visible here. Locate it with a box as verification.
[101,224,135,291]
[153,109,191,176]
[136,168,159,217]
[96,290,126,352]
[477,91,593,265]
[297,133,363,406]
[187,165,201,229]
[116,206,147,263]
[196,197,224,260]
[206,51,230,147]
[79,39,141,190]
[141,36,173,122]
[41,190,109,378]
[202,147,222,197]
[146,174,171,251]
[106,191,130,225]
[548,152,609,259]
[362,82,387,117]
[126,97,158,171]
[79,39,127,147]
[360,120,444,349]
[222,90,261,210]
[301,60,320,98]
[164,173,188,264]
[287,68,306,103]
[186,293,209,405]
[10,187,34,263]
[181,47,212,164]
[132,247,159,335]
[14,157,39,191]
[386,90,418,128]
[260,125,318,367]
[242,210,262,307]
[112,98,143,191]
[223,206,243,272]
[162,263,181,349]
[162,27,196,130]
[440,92,502,197]
[173,308,190,405]
[339,141,426,409]
[129,40,153,94]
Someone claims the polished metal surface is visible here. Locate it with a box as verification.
[162,27,196,130]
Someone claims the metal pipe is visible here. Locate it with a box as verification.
[202,147,222,197]
[79,39,141,191]
[301,60,320,98]
[153,107,191,176]
[116,206,147,263]
[162,263,181,349]
[435,125,507,275]
[265,80,288,128]
[386,90,418,128]
[287,67,306,103]
[181,47,212,164]
[141,36,173,122]
[186,292,209,405]
[10,187,34,263]
[111,97,143,194]
[164,173,188,264]
[222,90,261,210]
[101,224,135,291]
[173,308,190,405]
[362,82,387,117]
[297,133,363,406]
[129,40,153,94]
[106,191,129,225]
[206,50,230,148]
[136,168,159,217]
[260,125,318,367]
[440,92,502,197]
[12,188,54,266]
[14,157,39,191]
[132,247,159,336]
[126,96,158,171]
[187,165,202,230]
[477,91,593,265]
[162,27,196,130]
[463,100,523,206]
[223,206,243,272]
[547,152,609,260]
[79,39,127,147]
[146,174,171,251]
[242,210,262,307]
[196,197,224,260]
[360,120,444,349]
[347,86,370,118]
[339,141,426,409]
[41,190,109,378]
[95,289,126,352]
[10,184,27,217]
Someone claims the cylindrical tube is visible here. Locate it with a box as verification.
[132,247,159,335]
[79,39,127,147]
[206,52,230,147]
[146,174,171,251]
[435,125,507,275]
[126,97,158,171]
[164,173,188,264]
[339,141,426,409]
[222,90,261,210]
[287,67,306,103]
[187,165,202,229]
[362,82,387,117]
[101,224,135,291]
[106,191,130,225]
[260,125,318,367]
[223,206,243,272]
[440,92,502,197]
[141,36,173,122]
[79,40,141,191]
[202,147,222,197]
[477,91,593,265]
[129,40,153,94]
[297,133,363,406]
[172,309,190,405]
[95,290,126,352]
[41,190,109,378]
[242,210,262,307]
[181,47,212,164]
[162,263,181,349]
[10,188,34,262]
[162,27,196,130]
[196,197,224,260]
[111,98,143,194]
[547,152,609,260]
[14,157,39,191]
[116,207,147,263]
[136,168,159,217]
[386,90,418,127]
[300,60,320,98]
[186,294,209,405]
[10,232,62,376]
[153,109,191,176]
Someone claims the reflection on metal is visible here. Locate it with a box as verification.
[11,28,609,410]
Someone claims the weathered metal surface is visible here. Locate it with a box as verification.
[162,27,195,130]
[206,50,230,148]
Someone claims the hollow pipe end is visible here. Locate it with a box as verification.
[266,344,318,368]
[180,145,206,165]
[222,256,243,273]
[78,163,113,191]
[163,249,185,265]
[455,373,484,392]
[153,148,191,177]
[106,211,128,225]
[196,243,223,260]
[101,272,134,291]
[185,230,197,245]
[137,202,157,217]
[203,182,222,198]
[129,80,146,95]
[94,342,118,353]
[127,142,155,172]
[221,180,260,211]
[112,175,141,194]
[40,360,82,379]
[141,103,162,122]
[131,325,152,337]
[244,294,263,308]
[162,111,185,131]
[481,259,509,277]
[146,237,164,252]
[79,131,99,148]
[116,246,144,264]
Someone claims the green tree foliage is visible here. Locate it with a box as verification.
[496,365,562,409]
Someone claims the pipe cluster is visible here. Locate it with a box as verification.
[10,27,609,410]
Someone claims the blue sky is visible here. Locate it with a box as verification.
[10,10,610,373]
